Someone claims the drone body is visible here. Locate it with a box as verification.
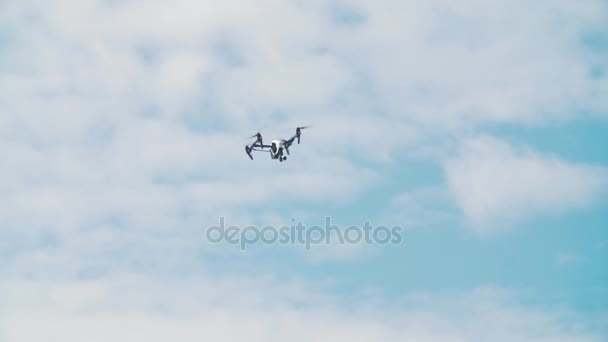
[245,126,309,162]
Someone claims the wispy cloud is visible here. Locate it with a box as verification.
[443,136,608,234]
[385,185,460,229]
[556,252,587,266]
[2,276,606,342]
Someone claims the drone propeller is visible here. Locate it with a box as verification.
[295,125,310,144]
[247,132,264,146]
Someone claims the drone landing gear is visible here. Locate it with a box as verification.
[280,156,287,162]
[245,146,254,160]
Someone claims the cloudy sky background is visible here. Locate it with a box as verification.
[1,0,607,340]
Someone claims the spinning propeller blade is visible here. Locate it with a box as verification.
[247,132,264,146]
[295,125,310,144]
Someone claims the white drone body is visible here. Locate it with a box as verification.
[270,140,284,159]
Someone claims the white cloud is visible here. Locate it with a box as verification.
[1,276,605,342]
[328,0,608,127]
[1,1,608,338]
[1,0,606,171]
[3,0,607,140]
[386,186,460,229]
[443,136,608,234]
[0,0,605,270]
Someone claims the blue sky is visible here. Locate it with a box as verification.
[1,0,608,341]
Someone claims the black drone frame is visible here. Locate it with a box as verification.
[245,126,308,160]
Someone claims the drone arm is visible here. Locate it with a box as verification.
[246,143,272,160]
[285,136,296,146]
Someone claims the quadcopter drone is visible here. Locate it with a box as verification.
[245,126,310,162]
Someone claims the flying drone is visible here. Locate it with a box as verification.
[245,126,310,162]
